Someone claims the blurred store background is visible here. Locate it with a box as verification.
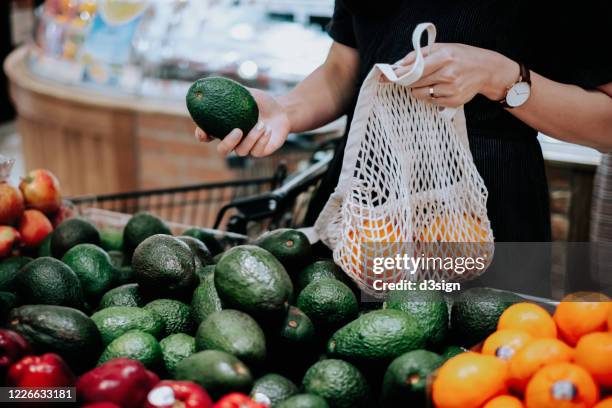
[0,0,610,246]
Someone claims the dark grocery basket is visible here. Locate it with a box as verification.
[70,143,336,237]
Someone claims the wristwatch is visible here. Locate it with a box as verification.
[501,62,531,108]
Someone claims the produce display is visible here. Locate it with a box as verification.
[1,167,611,408]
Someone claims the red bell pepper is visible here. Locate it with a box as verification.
[144,380,213,408]
[76,358,159,408]
[6,353,74,387]
[0,329,32,378]
[213,393,268,408]
[83,403,121,408]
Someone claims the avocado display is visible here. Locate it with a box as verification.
[91,306,164,345]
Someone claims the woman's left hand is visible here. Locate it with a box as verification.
[394,43,519,108]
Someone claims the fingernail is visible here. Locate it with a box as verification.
[194,129,201,141]
[256,121,264,131]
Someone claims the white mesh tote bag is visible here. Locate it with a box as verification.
[314,23,494,293]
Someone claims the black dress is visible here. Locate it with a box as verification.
[305,0,611,241]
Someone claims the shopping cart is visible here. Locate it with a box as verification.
[70,144,335,237]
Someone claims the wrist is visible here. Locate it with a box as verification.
[277,93,298,132]
[482,52,520,101]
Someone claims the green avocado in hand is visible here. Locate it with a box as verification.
[186,77,259,139]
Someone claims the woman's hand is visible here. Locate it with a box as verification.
[394,43,519,108]
[195,88,291,157]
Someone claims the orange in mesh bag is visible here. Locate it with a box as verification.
[314,23,494,294]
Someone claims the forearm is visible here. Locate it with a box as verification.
[511,75,612,151]
[486,55,612,152]
[278,42,359,133]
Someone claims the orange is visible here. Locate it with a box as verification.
[574,331,612,388]
[432,352,508,408]
[482,329,533,360]
[553,292,611,346]
[498,303,558,339]
[594,398,612,408]
[508,338,574,393]
[417,213,489,242]
[484,395,525,408]
[607,307,612,331]
[525,362,599,408]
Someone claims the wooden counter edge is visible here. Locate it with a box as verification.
[3,45,189,117]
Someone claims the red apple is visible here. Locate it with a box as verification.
[19,169,62,214]
[0,226,20,258]
[0,183,25,225]
[51,200,78,228]
[18,209,53,249]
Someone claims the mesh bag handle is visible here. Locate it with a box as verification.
[376,22,456,119]
[314,23,494,294]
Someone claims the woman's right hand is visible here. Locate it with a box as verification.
[195,88,291,158]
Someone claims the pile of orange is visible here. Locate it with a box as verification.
[433,293,612,408]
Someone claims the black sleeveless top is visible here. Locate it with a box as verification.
[305,0,611,241]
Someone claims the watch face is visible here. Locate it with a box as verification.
[506,82,531,107]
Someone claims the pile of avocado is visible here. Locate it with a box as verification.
[1,212,522,407]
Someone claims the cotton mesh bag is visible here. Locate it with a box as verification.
[314,23,494,294]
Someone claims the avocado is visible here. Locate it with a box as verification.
[123,212,171,255]
[381,349,444,406]
[0,256,32,291]
[0,291,18,322]
[177,236,213,268]
[132,234,197,299]
[50,218,101,258]
[279,306,315,345]
[98,330,162,370]
[250,373,298,407]
[114,266,134,286]
[327,309,427,365]
[62,244,114,301]
[215,245,293,320]
[91,306,164,345]
[296,260,348,293]
[182,228,224,256]
[384,289,448,349]
[196,264,216,281]
[99,283,143,308]
[450,287,521,347]
[195,309,266,365]
[160,333,196,376]
[107,250,126,268]
[37,234,52,257]
[440,345,468,360]
[15,257,85,309]
[276,394,330,408]
[144,299,194,336]
[254,229,312,271]
[297,279,358,332]
[191,273,222,325]
[99,228,123,251]
[175,350,253,400]
[302,359,370,408]
[9,305,102,372]
[186,77,259,139]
